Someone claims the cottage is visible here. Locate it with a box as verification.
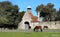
[18,6,42,29]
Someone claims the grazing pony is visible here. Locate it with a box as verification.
[33,26,43,32]
[43,26,48,29]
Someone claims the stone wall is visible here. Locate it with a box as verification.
[39,21,60,29]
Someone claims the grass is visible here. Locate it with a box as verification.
[0,32,60,37]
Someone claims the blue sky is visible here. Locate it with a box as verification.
[0,0,60,16]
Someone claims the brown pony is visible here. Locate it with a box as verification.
[33,26,43,32]
[43,26,48,29]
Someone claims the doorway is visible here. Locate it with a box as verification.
[24,21,31,29]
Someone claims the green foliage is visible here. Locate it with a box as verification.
[36,3,56,21]
[0,1,19,25]
[0,15,8,24]
[55,8,60,21]
[0,1,25,25]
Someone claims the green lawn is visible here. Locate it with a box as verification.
[0,32,60,37]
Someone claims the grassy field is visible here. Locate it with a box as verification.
[0,32,60,37]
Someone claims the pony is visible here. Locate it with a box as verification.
[33,26,43,32]
[43,26,48,29]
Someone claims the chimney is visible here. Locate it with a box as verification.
[38,11,40,21]
[38,11,43,21]
[27,6,31,12]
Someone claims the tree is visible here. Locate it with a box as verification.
[0,1,25,27]
[55,8,60,21]
[0,1,19,25]
[36,4,44,12]
[0,15,8,24]
[36,3,56,21]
